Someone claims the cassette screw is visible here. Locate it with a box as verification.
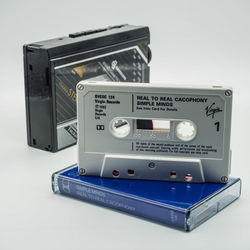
[77,84,84,91]
[221,176,228,183]
[79,168,86,175]
[148,162,156,169]
[225,90,232,96]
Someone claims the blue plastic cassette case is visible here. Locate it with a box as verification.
[52,164,241,231]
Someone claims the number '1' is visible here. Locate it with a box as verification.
[214,122,220,132]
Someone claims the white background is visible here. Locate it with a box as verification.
[1,0,250,249]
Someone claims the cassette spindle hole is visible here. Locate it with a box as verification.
[176,120,197,141]
[110,118,130,138]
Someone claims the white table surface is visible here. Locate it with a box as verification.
[1,1,250,249]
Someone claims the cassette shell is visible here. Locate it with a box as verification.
[77,82,233,183]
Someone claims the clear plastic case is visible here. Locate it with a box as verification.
[52,164,241,231]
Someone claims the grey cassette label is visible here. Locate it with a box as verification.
[87,92,224,158]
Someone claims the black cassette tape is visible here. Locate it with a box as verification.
[23,24,151,152]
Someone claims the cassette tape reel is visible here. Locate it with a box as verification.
[77,81,233,183]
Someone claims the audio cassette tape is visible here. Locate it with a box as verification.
[77,81,233,183]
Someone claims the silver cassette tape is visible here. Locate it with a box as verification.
[77,81,233,183]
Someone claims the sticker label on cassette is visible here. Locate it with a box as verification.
[88,91,224,159]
